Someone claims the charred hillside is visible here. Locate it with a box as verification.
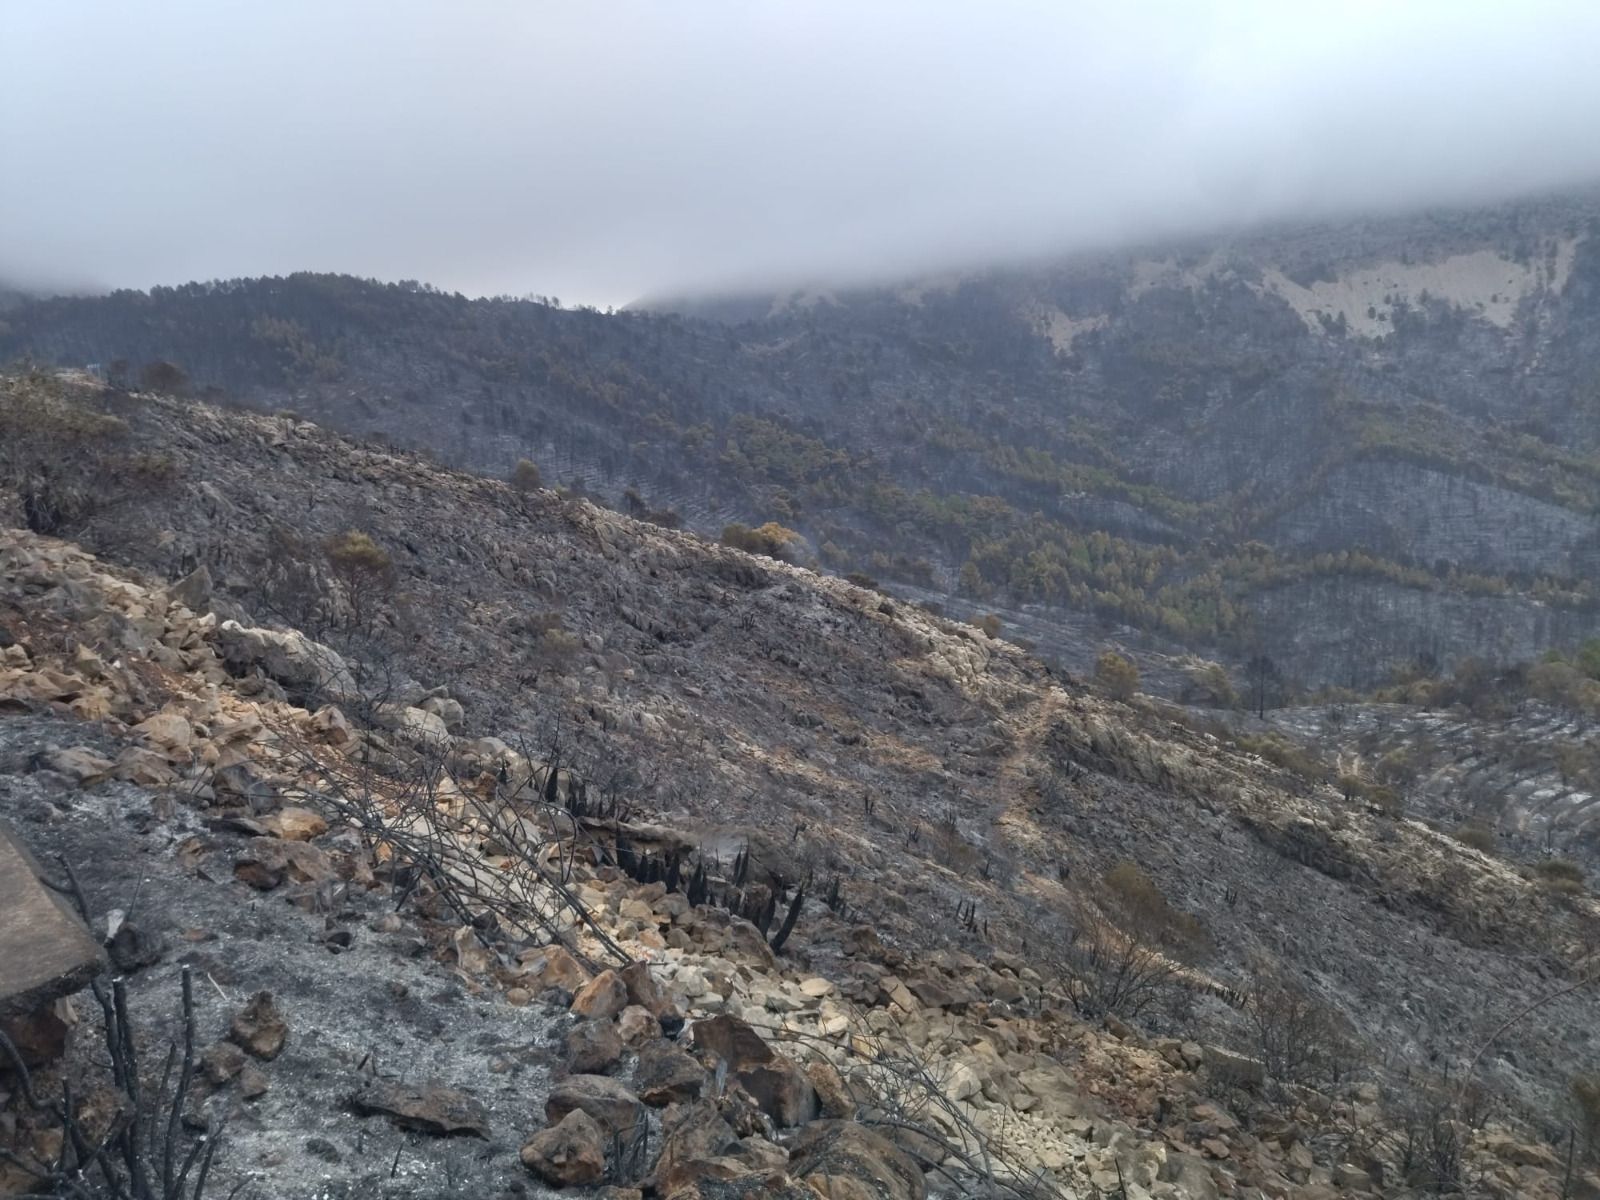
[1,371,1598,1196]
[5,192,1600,690]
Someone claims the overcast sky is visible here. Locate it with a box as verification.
[4,1,1600,306]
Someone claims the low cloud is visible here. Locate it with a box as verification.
[4,1,1599,305]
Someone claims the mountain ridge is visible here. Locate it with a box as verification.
[5,192,1600,694]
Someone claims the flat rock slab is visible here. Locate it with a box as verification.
[0,821,105,1018]
[349,1079,491,1138]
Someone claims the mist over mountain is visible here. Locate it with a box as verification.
[7,189,1600,694]
[6,2,1600,304]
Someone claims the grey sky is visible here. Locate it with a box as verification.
[4,1,1600,306]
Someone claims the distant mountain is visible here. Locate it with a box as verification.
[7,190,1600,690]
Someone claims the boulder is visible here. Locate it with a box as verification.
[635,1040,707,1107]
[418,694,466,733]
[214,620,356,697]
[259,806,328,842]
[788,1120,926,1200]
[38,746,113,785]
[572,969,630,1021]
[521,1109,607,1186]
[546,1074,645,1138]
[651,1099,740,1195]
[566,1019,625,1075]
[520,944,592,994]
[0,823,106,1045]
[690,1014,775,1071]
[734,1055,816,1128]
[617,1004,663,1046]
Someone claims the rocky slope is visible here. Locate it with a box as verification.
[1,372,1599,1197]
[6,190,1600,688]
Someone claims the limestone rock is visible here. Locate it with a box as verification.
[418,694,466,733]
[214,620,357,697]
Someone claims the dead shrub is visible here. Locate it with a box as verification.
[1245,970,1354,1088]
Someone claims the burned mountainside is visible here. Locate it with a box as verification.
[0,370,1598,1198]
